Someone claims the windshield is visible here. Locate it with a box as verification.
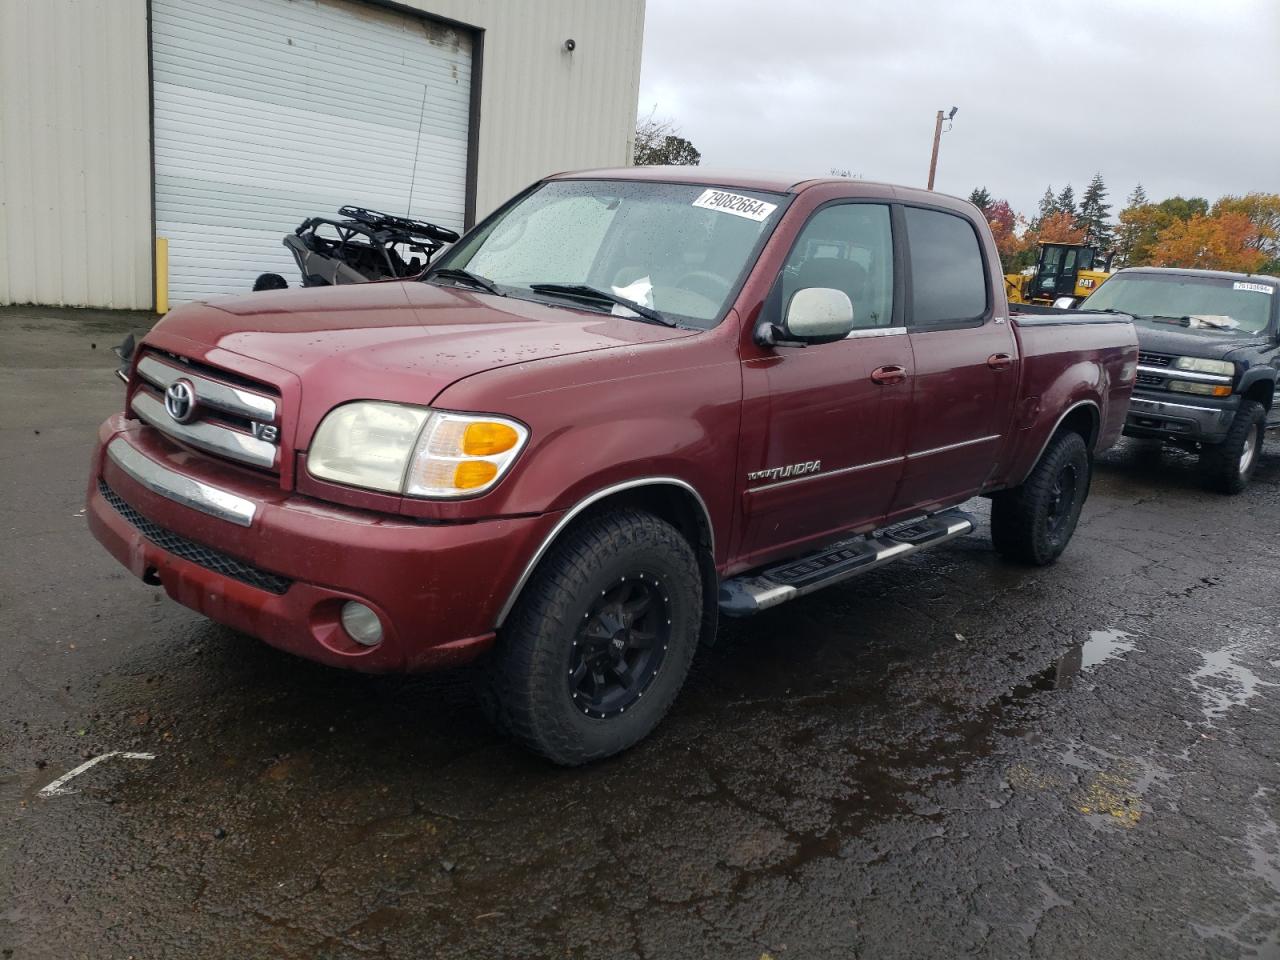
[1081,273,1274,333]
[430,179,787,327]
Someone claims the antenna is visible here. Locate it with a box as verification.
[406,85,428,216]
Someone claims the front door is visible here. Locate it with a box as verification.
[889,204,1018,517]
[735,202,911,569]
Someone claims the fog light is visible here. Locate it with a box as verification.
[340,601,383,647]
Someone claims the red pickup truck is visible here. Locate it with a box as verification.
[88,170,1137,764]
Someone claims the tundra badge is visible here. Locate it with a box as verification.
[748,460,822,483]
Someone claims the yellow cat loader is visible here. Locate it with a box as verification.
[1005,242,1112,307]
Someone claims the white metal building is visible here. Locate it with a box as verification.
[0,0,646,309]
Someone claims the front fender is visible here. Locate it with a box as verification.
[1238,367,1277,407]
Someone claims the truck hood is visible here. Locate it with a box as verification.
[148,281,694,405]
[1133,318,1268,360]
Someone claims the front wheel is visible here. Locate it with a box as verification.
[1199,400,1265,495]
[480,509,702,765]
[991,430,1091,566]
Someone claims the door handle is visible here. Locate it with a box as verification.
[987,353,1014,371]
[870,364,907,385]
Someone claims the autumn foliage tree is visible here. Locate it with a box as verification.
[1150,213,1268,273]
[984,199,1029,272]
[1211,193,1280,272]
[1035,210,1086,245]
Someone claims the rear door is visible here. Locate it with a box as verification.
[888,204,1018,517]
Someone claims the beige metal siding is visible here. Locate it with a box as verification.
[1,0,644,309]
[416,0,647,217]
[0,0,152,309]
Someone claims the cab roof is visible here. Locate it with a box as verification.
[545,165,966,209]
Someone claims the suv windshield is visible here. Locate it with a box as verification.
[429,179,787,327]
[1082,273,1274,333]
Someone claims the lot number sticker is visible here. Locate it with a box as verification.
[1234,282,1273,294]
[692,189,778,222]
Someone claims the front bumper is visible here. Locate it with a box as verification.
[87,416,561,673]
[1122,392,1239,444]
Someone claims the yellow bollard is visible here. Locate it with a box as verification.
[155,237,169,314]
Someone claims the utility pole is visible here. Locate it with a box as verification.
[927,110,944,191]
[927,106,958,191]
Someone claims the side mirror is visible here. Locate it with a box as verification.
[1052,296,1078,310]
[788,286,855,338]
[757,286,854,347]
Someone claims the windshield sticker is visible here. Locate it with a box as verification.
[1234,281,1273,295]
[692,189,778,222]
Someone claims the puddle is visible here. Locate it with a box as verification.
[1080,628,1140,670]
[1189,644,1273,724]
[1007,628,1141,701]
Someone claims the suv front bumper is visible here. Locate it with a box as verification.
[87,416,561,673]
[1122,391,1239,444]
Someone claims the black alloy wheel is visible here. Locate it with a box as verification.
[1045,460,1080,539]
[570,574,672,719]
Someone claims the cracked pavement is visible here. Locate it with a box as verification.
[3,306,1279,958]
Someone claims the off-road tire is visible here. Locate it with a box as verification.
[991,430,1091,566]
[1199,400,1265,495]
[480,509,701,766]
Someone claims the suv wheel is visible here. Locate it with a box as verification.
[991,430,1091,566]
[1200,400,1265,495]
[480,509,701,765]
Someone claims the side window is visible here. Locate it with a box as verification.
[781,203,894,328]
[904,207,989,326]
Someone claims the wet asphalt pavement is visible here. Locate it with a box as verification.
[3,305,1279,959]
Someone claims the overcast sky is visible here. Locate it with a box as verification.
[638,0,1279,216]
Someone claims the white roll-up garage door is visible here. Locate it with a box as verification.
[151,0,472,304]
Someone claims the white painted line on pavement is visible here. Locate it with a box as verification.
[38,751,156,798]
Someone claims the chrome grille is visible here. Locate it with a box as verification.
[1138,352,1173,367]
[1136,374,1166,387]
[132,353,280,471]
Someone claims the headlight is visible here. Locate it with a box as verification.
[308,402,528,498]
[1173,357,1234,376]
[1168,381,1232,397]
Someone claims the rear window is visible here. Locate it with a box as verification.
[904,207,989,326]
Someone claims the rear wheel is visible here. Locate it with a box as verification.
[480,509,701,765]
[991,430,1091,566]
[1199,400,1264,495]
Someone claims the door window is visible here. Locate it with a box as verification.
[904,207,988,326]
[781,204,894,329]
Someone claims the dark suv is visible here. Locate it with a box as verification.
[1080,267,1279,492]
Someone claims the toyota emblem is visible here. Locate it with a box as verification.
[164,379,197,423]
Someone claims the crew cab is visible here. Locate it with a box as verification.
[88,170,1137,764]
[1079,267,1280,493]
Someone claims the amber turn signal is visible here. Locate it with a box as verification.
[454,460,499,489]
[462,421,519,456]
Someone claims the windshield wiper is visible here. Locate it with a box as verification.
[428,268,504,296]
[528,283,676,327]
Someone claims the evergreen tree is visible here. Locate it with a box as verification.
[1033,186,1057,230]
[1055,185,1077,223]
[968,187,993,213]
[1077,172,1113,252]
[1114,184,1149,267]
